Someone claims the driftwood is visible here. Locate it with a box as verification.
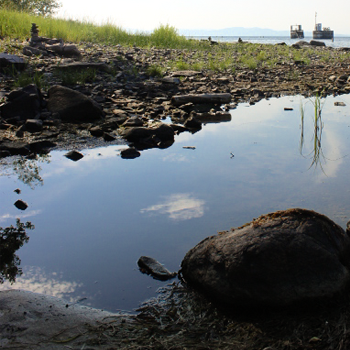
[171,93,231,106]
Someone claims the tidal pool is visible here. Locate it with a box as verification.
[1,94,350,312]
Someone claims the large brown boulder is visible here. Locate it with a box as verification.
[181,208,350,308]
[47,85,104,123]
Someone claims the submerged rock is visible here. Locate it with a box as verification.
[181,208,350,308]
[137,256,177,281]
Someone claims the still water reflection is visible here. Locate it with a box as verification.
[141,193,206,221]
[1,95,350,312]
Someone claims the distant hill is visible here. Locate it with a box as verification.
[179,27,312,37]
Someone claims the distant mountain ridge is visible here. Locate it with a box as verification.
[179,27,310,37]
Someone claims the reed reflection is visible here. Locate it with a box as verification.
[299,96,326,172]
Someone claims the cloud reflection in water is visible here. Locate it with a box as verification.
[0,266,83,302]
[141,193,205,221]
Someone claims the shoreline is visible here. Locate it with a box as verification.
[1,38,350,156]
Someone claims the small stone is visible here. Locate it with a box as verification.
[103,132,115,141]
[334,101,346,106]
[89,126,104,137]
[25,119,43,132]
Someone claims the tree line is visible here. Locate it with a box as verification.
[0,0,61,16]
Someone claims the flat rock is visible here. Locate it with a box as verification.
[0,53,27,71]
[0,290,119,350]
[137,256,177,280]
[181,208,350,308]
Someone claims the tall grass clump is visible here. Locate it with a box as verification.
[149,24,187,48]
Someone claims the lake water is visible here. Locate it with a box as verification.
[1,94,350,312]
[189,36,350,48]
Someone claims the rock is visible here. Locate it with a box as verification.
[184,115,202,130]
[120,147,141,159]
[137,256,177,280]
[0,150,11,158]
[89,126,104,137]
[122,123,174,145]
[45,44,82,58]
[181,208,350,309]
[171,93,232,107]
[0,85,43,121]
[0,290,117,349]
[22,46,47,56]
[14,199,28,210]
[171,70,202,77]
[47,85,104,123]
[0,53,27,71]
[25,119,43,132]
[292,41,310,48]
[310,40,326,47]
[103,132,115,141]
[55,62,111,73]
[161,77,181,84]
[0,141,30,156]
[123,116,144,127]
[64,150,84,161]
[28,140,56,153]
[335,101,346,106]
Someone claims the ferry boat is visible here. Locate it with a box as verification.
[313,13,334,40]
[290,24,304,39]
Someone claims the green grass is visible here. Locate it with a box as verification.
[2,7,350,77]
[146,64,163,78]
[0,9,209,49]
[53,67,97,85]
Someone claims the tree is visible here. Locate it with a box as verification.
[0,0,61,16]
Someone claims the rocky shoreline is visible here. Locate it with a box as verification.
[2,36,350,349]
[1,37,350,158]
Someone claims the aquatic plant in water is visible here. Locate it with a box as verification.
[299,95,326,172]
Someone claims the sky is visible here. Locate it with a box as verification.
[55,0,350,35]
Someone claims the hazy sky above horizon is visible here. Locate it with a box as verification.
[56,0,350,35]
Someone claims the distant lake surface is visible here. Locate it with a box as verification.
[187,36,350,48]
[1,94,350,313]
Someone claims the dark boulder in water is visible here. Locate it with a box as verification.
[181,208,350,308]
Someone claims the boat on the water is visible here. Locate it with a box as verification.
[290,24,304,39]
[313,12,334,40]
